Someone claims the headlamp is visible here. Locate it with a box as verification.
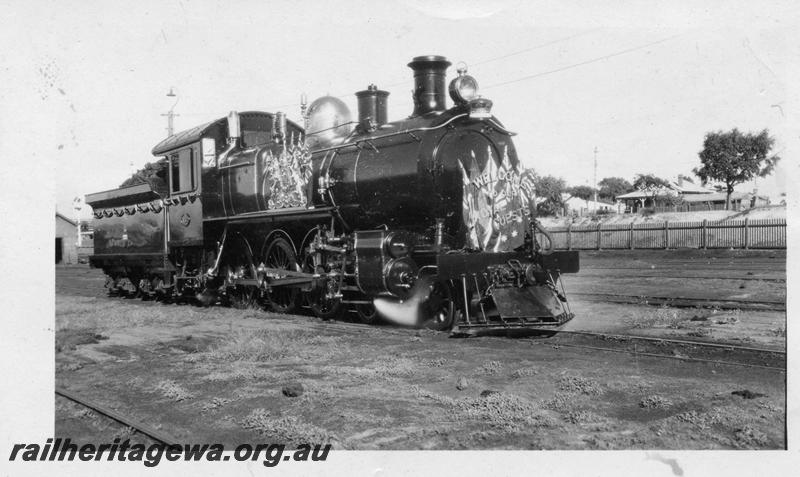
[449,62,479,105]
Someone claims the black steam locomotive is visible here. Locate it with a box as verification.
[86,55,579,333]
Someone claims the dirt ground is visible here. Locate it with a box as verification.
[54,250,786,449]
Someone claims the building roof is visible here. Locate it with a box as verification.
[681,191,751,203]
[615,188,673,200]
[56,212,77,227]
[564,196,614,207]
[671,181,714,194]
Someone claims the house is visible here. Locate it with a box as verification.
[617,179,715,213]
[564,196,615,216]
[55,212,78,265]
[681,191,769,211]
[616,187,678,212]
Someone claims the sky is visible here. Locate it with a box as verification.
[5,0,798,221]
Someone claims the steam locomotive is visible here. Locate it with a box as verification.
[86,55,579,333]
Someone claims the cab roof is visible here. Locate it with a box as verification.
[150,111,304,156]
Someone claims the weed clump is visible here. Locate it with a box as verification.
[627,306,685,329]
[639,395,673,409]
[454,392,554,429]
[557,375,603,396]
[154,380,193,402]
[201,397,232,413]
[479,360,504,375]
[733,426,769,448]
[241,409,337,445]
[510,367,539,379]
[206,329,342,362]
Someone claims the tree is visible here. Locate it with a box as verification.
[633,173,673,208]
[534,175,566,216]
[597,177,634,201]
[566,185,597,201]
[694,128,780,210]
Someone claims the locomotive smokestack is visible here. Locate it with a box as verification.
[356,84,390,131]
[408,55,451,116]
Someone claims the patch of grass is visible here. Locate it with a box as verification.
[714,310,741,325]
[557,375,603,396]
[479,360,504,375]
[733,426,769,448]
[204,329,343,363]
[420,357,448,367]
[56,296,198,332]
[112,426,137,441]
[201,397,232,413]
[416,388,554,430]
[627,306,686,329]
[202,363,300,382]
[369,357,417,378]
[769,326,786,337]
[154,380,193,402]
[686,328,713,338]
[240,409,337,446]
[510,367,540,379]
[639,395,673,409]
[563,410,605,425]
[542,392,576,412]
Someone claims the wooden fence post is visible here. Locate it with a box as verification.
[629,222,634,250]
[597,223,602,250]
[744,218,749,249]
[567,223,572,251]
[664,220,669,249]
[701,219,707,249]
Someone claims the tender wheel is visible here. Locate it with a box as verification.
[122,274,142,298]
[423,280,456,331]
[263,238,300,314]
[355,302,380,325]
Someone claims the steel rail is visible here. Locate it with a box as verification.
[571,273,784,282]
[531,340,785,371]
[569,292,785,309]
[55,387,179,446]
[555,330,785,355]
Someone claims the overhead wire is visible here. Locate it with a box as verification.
[258,30,604,113]
[483,34,682,89]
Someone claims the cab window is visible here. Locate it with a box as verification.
[243,129,270,148]
[170,147,196,193]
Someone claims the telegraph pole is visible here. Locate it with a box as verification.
[161,87,179,137]
[593,146,598,204]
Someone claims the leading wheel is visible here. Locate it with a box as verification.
[303,257,344,321]
[423,280,456,331]
[262,238,300,314]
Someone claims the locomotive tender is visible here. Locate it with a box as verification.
[86,55,579,332]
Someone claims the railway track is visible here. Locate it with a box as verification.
[55,387,178,446]
[568,292,785,311]
[573,273,784,282]
[537,330,786,370]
